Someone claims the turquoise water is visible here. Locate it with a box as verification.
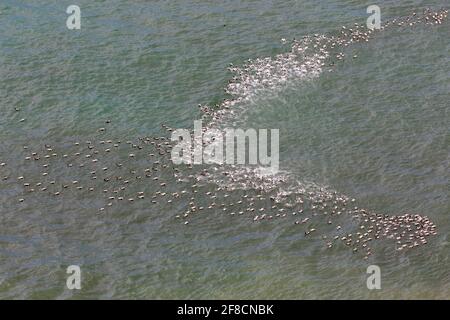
[0,1,449,299]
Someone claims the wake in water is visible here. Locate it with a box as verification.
[193,8,447,256]
[1,8,447,260]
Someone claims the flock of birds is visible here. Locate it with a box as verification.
[199,8,449,128]
[1,8,447,260]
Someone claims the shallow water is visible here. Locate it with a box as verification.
[0,1,449,299]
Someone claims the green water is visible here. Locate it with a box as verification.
[0,1,449,299]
